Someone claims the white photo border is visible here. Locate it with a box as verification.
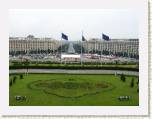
[0,0,149,116]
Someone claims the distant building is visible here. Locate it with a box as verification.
[9,36,60,53]
[82,38,139,57]
[9,35,139,58]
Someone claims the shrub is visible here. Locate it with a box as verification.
[68,78,74,81]
[9,80,13,86]
[9,64,139,71]
[120,74,126,82]
[130,78,135,88]
[13,76,17,83]
[136,79,139,85]
[20,74,23,79]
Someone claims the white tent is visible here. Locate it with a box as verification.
[61,54,80,62]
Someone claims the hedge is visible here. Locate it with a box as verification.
[9,65,139,71]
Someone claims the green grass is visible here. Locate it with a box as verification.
[9,74,139,106]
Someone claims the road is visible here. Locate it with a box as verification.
[9,69,139,76]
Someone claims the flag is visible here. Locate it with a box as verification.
[102,33,110,41]
[61,33,68,40]
[82,35,86,41]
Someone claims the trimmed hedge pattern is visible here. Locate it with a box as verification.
[10,65,139,71]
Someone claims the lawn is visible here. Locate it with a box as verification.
[9,74,139,106]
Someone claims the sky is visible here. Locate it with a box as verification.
[9,9,139,41]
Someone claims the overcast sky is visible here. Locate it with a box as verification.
[9,9,139,41]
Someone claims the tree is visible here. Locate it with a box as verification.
[130,78,135,88]
[20,74,23,79]
[120,74,126,82]
[13,76,17,84]
[27,34,34,38]
[136,78,139,85]
[9,80,13,86]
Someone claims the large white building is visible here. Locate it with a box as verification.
[9,35,139,58]
[9,35,60,53]
[81,38,139,57]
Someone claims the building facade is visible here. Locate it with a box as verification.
[82,39,139,57]
[9,36,60,53]
[9,36,139,58]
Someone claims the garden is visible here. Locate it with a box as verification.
[9,73,139,106]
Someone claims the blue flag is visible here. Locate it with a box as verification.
[62,33,68,40]
[102,33,110,41]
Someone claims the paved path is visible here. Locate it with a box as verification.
[9,69,139,76]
